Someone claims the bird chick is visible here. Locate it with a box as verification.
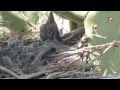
[40,11,62,43]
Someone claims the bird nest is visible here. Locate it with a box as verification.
[0,12,120,79]
[1,32,120,79]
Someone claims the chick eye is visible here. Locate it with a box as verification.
[30,55,35,60]
[51,48,56,52]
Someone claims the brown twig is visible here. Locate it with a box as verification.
[87,74,120,79]
[0,65,23,79]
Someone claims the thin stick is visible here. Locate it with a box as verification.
[87,74,120,79]
[0,66,23,79]
[52,40,120,58]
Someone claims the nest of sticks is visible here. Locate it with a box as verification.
[0,32,120,79]
[0,12,120,79]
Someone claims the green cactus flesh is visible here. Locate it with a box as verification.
[70,11,88,19]
[25,11,40,24]
[68,11,88,31]
[0,11,29,32]
[84,11,120,75]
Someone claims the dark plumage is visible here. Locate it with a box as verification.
[40,12,62,43]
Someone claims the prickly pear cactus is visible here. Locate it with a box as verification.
[69,11,88,31]
[70,11,88,19]
[24,11,40,24]
[0,11,42,34]
[0,11,29,32]
[84,11,120,75]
